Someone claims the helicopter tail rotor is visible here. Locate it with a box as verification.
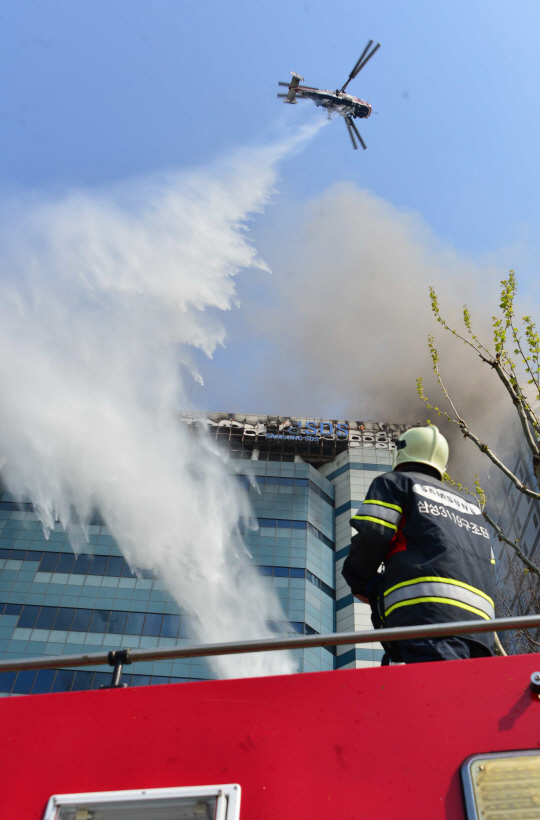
[340,41,380,93]
[278,72,304,103]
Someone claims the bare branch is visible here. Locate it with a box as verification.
[491,359,540,458]
[431,274,540,458]
[426,273,540,598]
[494,592,540,651]
[417,371,540,501]
[460,423,540,500]
[483,509,540,577]
[494,632,508,656]
[522,399,540,440]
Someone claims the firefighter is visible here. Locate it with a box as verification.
[342,425,495,663]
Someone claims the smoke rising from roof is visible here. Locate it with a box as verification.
[238,182,514,482]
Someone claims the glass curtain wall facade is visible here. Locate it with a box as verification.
[237,462,335,674]
[486,426,540,654]
[320,448,394,668]
[0,413,408,695]
[0,511,206,695]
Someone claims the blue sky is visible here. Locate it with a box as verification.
[2,0,540,418]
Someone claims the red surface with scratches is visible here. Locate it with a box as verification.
[1,653,539,819]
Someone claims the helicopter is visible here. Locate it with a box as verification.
[278,41,380,150]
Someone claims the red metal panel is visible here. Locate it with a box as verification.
[1,654,539,819]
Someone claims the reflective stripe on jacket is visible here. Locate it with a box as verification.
[383,576,495,620]
[352,499,402,531]
[341,467,495,653]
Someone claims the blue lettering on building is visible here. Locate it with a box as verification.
[265,422,349,442]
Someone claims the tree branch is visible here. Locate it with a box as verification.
[494,592,540,650]
[483,509,540,577]
[425,273,540,622]
[417,373,540,501]
[494,632,508,656]
[512,326,540,397]
[492,359,540,458]
[460,423,540,500]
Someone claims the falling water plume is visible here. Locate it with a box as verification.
[0,126,324,678]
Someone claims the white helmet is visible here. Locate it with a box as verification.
[393,425,449,479]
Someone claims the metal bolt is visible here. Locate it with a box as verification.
[478,765,485,772]
[530,672,540,695]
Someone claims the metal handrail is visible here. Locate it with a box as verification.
[0,614,539,674]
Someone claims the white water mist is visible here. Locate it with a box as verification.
[0,131,321,678]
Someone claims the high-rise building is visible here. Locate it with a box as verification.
[0,413,408,696]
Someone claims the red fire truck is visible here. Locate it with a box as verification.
[1,617,539,819]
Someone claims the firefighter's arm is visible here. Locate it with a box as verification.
[341,475,404,596]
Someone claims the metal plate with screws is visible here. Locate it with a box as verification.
[461,751,540,819]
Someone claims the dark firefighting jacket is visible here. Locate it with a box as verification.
[341,466,495,653]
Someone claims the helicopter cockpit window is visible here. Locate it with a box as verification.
[42,785,241,820]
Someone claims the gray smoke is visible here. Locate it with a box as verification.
[240,182,518,484]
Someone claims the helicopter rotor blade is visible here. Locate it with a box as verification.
[340,40,372,92]
[345,117,358,150]
[350,41,373,78]
[278,83,319,92]
[352,42,380,77]
[340,41,380,92]
[349,117,367,149]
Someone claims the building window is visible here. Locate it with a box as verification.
[1,600,323,645]
[43,784,241,820]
